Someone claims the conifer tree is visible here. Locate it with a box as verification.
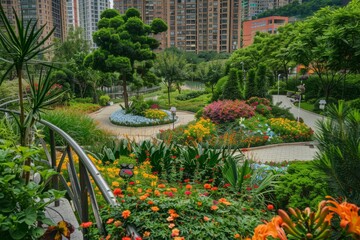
[222,68,242,100]
[245,69,256,99]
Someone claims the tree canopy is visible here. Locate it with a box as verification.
[85,8,167,108]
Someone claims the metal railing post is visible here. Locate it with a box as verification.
[79,160,89,240]
[49,129,59,207]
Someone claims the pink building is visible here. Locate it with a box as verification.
[243,16,288,47]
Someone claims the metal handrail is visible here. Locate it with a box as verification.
[0,107,118,239]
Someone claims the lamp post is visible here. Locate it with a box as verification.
[319,99,326,120]
[277,73,281,104]
[296,83,305,122]
[170,106,176,129]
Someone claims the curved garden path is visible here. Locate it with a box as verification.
[89,104,196,142]
[89,95,323,162]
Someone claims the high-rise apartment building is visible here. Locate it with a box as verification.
[67,0,80,30]
[0,0,20,25]
[114,0,292,52]
[77,0,110,46]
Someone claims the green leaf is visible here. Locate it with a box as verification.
[9,223,28,239]
[2,175,15,183]
[24,208,37,225]
[31,227,45,238]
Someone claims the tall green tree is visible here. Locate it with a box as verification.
[206,60,225,94]
[255,63,267,97]
[222,68,242,100]
[153,51,188,105]
[85,8,167,109]
[245,69,257,99]
[53,27,90,62]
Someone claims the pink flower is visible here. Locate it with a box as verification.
[185,191,191,195]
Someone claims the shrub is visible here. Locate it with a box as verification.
[125,96,149,116]
[144,109,167,120]
[203,100,255,124]
[246,97,271,106]
[72,97,93,103]
[270,105,295,120]
[99,95,110,106]
[175,91,206,101]
[184,118,217,142]
[274,161,328,210]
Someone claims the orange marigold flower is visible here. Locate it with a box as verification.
[168,223,175,228]
[147,200,154,205]
[114,220,122,227]
[211,187,218,191]
[174,237,185,240]
[168,209,176,214]
[211,205,219,211]
[197,201,202,206]
[185,184,192,189]
[80,222,93,228]
[203,216,210,221]
[158,184,166,188]
[170,213,179,218]
[151,206,160,212]
[167,216,174,222]
[122,210,131,219]
[143,231,151,237]
[139,194,148,201]
[106,218,114,224]
[204,184,212,189]
[154,190,161,196]
[171,228,180,237]
[106,235,111,240]
[234,233,241,239]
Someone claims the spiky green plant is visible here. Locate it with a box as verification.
[314,100,360,205]
[0,4,55,146]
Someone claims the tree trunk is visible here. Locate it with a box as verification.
[122,75,129,109]
[167,84,171,106]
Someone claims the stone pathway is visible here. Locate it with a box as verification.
[90,96,323,162]
[89,104,196,142]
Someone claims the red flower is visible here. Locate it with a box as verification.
[113,188,122,196]
[185,191,191,195]
[195,155,200,159]
[122,237,131,240]
[80,222,92,228]
[129,181,135,185]
[223,183,231,188]
[267,204,274,211]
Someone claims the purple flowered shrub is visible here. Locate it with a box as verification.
[202,100,255,124]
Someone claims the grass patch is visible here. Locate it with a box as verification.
[41,109,113,151]
[300,102,315,112]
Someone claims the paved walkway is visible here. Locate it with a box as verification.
[90,96,323,162]
[89,104,196,142]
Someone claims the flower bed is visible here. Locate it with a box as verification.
[110,109,175,127]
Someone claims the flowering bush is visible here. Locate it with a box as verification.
[98,161,273,239]
[144,109,168,120]
[246,97,271,107]
[184,118,216,142]
[203,100,255,124]
[269,118,313,142]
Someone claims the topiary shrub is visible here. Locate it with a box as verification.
[99,94,110,106]
[211,76,228,101]
[275,161,328,210]
[222,68,242,100]
[202,100,255,124]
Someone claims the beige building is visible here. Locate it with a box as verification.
[114,0,292,52]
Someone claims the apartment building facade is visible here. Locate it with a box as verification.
[78,0,110,46]
[113,0,292,52]
[242,15,288,47]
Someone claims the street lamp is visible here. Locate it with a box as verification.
[170,106,176,129]
[277,73,281,104]
[319,99,326,120]
[296,83,306,122]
